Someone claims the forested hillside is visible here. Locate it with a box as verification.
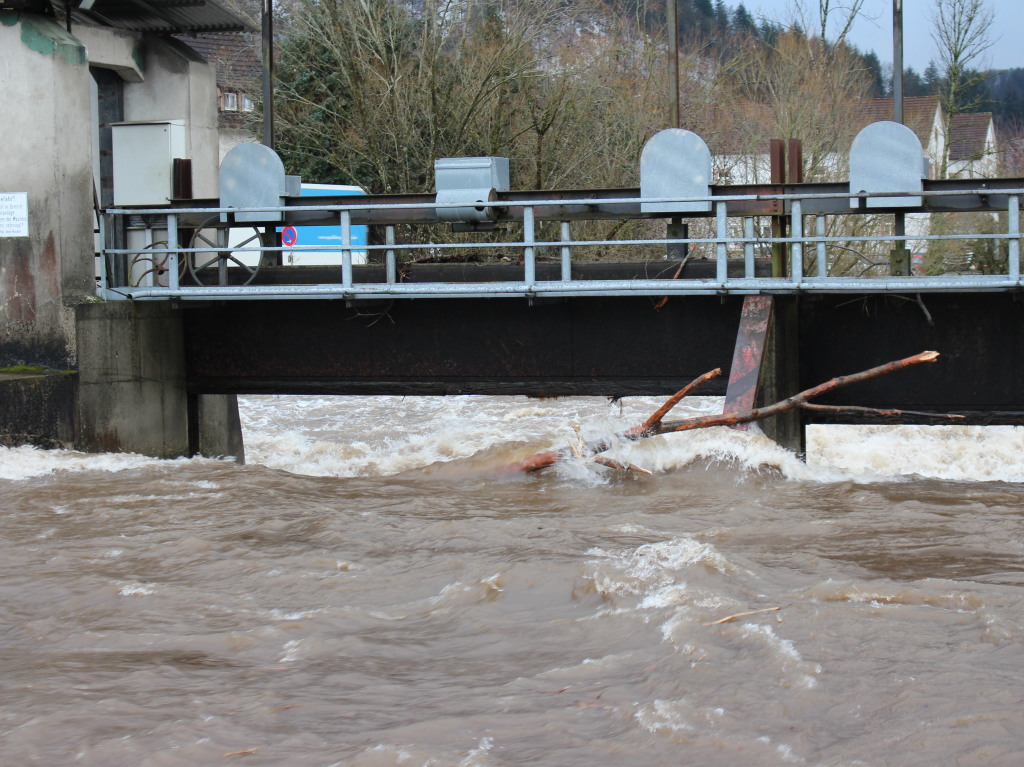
[255,0,1013,192]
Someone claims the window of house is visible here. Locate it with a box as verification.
[222,91,238,111]
[241,94,254,112]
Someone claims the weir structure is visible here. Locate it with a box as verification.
[73,126,1024,459]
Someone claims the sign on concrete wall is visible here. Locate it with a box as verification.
[0,193,29,238]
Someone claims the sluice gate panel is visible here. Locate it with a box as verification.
[182,292,1024,428]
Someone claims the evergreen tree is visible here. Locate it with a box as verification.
[903,67,929,98]
[860,50,885,97]
[732,3,755,34]
[714,0,729,30]
[923,62,942,94]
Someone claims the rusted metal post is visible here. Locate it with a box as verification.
[787,138,803,184]
[724,295,773,430]
[770,139,787,278]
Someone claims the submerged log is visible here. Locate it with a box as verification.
[501,351,960,474]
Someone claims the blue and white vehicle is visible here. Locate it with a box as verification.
[280,183,369,266]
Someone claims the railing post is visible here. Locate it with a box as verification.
[716,201,728,284]
[815,215,826,277]
[1009,195,1020,282]
[340,210,353,289]
[790,199,803,284]
[166,213,179,290]
[217,225,228,286]
[560,221,572,282]
[524,206,536,286]
[385,225,397,284]
[98,213,109,293]
[743,217,755,278]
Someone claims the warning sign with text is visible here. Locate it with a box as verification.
[0,193,29,238]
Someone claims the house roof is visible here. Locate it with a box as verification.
[178,32,261,91]
[948,112,993,161]
[177,32,261,129]
[849,97,940,147]
[74,0,255,34]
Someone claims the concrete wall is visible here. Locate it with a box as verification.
[0,372,77,449]
[124,37,220,198]
[76,302,243,460]
[0,13,96,369]
[0,15,235,456]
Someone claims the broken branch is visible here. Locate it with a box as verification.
[703,606,781,626]
[799,403,965,420]
[498,351,943,474]
[651,351,940,436]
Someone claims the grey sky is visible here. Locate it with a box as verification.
[737,0,1024,72]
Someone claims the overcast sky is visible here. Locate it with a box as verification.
[738,0,1024,72]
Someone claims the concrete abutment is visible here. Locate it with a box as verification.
[74,301,243,461]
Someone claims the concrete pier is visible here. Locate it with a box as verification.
[75,301,243,461]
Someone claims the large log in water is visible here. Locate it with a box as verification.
[502,351,959,473]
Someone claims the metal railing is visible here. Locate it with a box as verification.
[97,185,1024,301]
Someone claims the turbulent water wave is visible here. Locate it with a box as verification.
[3,395,1024,765]
[238,395,1024,483]
[5,395,1024,484]
[0,444,179,481]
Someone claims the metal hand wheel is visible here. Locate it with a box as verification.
[186,216,263,286]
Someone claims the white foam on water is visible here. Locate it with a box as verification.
[10,395,1024,484]
[235,394,865,482]
[739,623,821,689]
[0,445,172,481]
[118,583,157,596]
[584,537,739,629]
[458,736,494,767]
[635,698,696,734]
[807,423,1024,482]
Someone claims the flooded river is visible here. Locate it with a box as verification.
[2,395,1023,765]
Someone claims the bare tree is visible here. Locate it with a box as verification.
[930,0,996,176]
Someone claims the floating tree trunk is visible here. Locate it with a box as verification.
[501,351,959,474]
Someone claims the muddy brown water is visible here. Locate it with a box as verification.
[2,395,1023,765]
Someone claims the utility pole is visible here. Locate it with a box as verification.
[667,0,679,128]
[262,0,275,148]
[891,0,910,275]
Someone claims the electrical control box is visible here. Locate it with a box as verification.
[111,120,187,206]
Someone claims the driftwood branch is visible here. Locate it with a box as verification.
[501,351,958,474]
[703,606,781,626]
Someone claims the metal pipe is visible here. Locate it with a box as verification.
[113,273,1020,302]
